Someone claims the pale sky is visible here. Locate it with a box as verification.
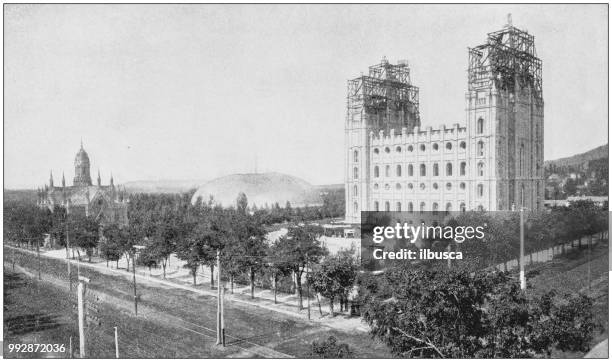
[4,4,608,189]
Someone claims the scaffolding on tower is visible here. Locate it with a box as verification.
[468,22,543,99]
[347,57,420,133]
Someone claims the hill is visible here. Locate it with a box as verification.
[545,144,608,168]
[122,179,206,194]
[191,172,323,208]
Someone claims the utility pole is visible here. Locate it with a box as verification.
[216,249,223,346]
[306,256,311,321]
[77,276,90,358]
[132,254,138,315]
[587,235,592,292]
[67,226,72,291]
[221,279,226,346]
[37,239,41,280]
[114,326,119,358]
[519,206,526,290]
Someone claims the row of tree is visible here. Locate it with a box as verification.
[3,192,357,315]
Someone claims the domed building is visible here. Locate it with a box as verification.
[37,142,129,226]
[191,172,322,209]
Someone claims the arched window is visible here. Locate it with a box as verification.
[446,203,452,215]
[433,183,439,190]
[407,183,413,190]
[396,202,401,212]
[433,143,439,151]
[460,141,466,149]
[385,165,391,177]
[433,163,439,176]
[353,202,358,213]
[374,148,379,155]
[478,141,485,156]
[446,142,452,150]
[408,164,414,176]
[384,147,390,154]
[353,167,358,179]
[420,144,426,152]
[396,146,402,153]
[408,202,414,213]
[353,185,358,197]
[446,182,452,191]
[395,183,401,190]
[420,202,426,214]
[374,166,379,178]
[396,165,402,177]
[477,184,484,197]
[374,201,379,211]
[478,162,484,177]
[408,145,414,152]
[384,201,390,212]
[460,162,466,176]
[420,164,426,176]
[420,183,426,190]
[460,182,466,190]
[353,150,359,163]
[460,203,466,212]
[373,183,379,190]
[446,162,453,176]
[477,118,484,134]
[432,202,439,215]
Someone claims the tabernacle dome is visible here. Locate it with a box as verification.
[190,172,323,209]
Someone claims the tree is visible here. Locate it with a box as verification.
[359,267,599,358]
[311,336,353,358]
[308,254,357,316]
[67,213,100,262]
[101,223,125,268]
[267,240,292,304]
[274,225,327,310]
[229,196,267,299]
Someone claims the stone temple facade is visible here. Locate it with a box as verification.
[37,142,129,226]
[345,20,544,224]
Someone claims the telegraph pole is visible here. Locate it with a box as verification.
[216,249,223,345]
[37,239,41,280]
[519,206,526,290]
[114,326,119,358]
[77,276,90,358]
[306,256,311,320]
[132,254,138,315]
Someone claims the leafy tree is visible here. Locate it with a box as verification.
[359,267,599,358]
[67,213,100,262]
[311,336,353,358]
[101,223,125,268]
[229,195,267,298]
[308,254,357,316]
[274,225,327,310]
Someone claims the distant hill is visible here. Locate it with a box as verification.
[4,189,38,204]
[191,172,323,207]
[122,179,206,194]
[545,144,608,168]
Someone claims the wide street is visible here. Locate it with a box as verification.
[4,246,391,358]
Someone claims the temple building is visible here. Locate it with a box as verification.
[37,142,129,226]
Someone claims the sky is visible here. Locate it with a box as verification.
[4,4,608,189]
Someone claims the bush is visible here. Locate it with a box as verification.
[311,336,353,358]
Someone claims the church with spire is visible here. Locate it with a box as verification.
[37,142,129,226]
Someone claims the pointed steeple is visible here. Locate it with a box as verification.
[61,172,66,188]
[97,169,102,187]
[49,171,54,188]
[110,173,114,187]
